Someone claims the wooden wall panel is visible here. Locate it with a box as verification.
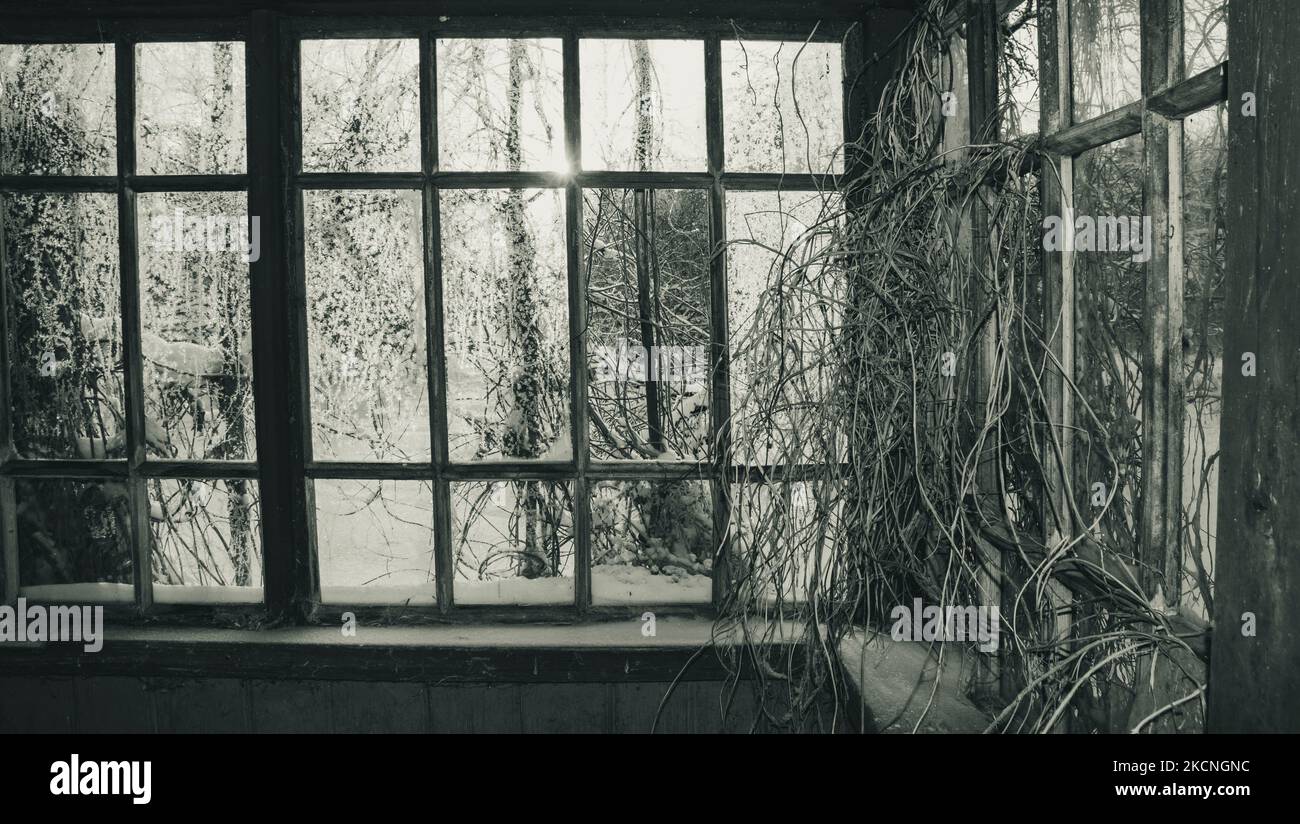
[249,679,333,733]
[151,678,249,733]
[0,676,76,732]
[73,676,156,733]
[428,683,523,733]
[331,681,429,733]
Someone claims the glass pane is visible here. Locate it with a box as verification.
[451,480,573,605]
[584,188,712,462]
[731,480,840,606]
[305,189,429,462]
[722,40,843,174]
[4,193,123,460]
[314,478,436,605]
[440,188,570,461]
[136,41,246,175]
[1000,5,1040,138]
[1070,0,1141,122]
[300,39,420,173]
[151,478,262,604]
[726,190,843,465]
[1180,103,1226,620]
[579,39,706,172]
[140,191,256,461]
[17,479,134,602]
[436,38,565,172]
[1184,0,1227,76]
[1072,135,1145,555]
[591,479,712,604]
[0,43,116,175]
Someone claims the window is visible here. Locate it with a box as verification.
[0,19,849,618]
[1,38,258,608]
[1012,0,1228,617]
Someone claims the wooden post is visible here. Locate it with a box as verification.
[1208,0,1300,732]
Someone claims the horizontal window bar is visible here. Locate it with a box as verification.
[1148,62,1228,119]
[586,462,713,480]
[295,172,837,190]
[141,461,260,480]
[720,172,837,190]
[0,459,129,478]
[0,18,247,42]
[306,462,435,479]
[128,174,249,192]
[1042,99,1143,157]
[0,176,117,193]
[284,15,849,41]
[576,171,714,189]
[297,172,425,189]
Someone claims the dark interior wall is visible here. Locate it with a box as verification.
[0,676,789,734]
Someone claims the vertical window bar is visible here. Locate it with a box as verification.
[1039,0,1074,544]
[563,32,592,610]
[705,35,731,607]
[116,40,154,612]
[249,12,312,619]
[422,32,455,611]
[280,21,321,616]
[0,176,14,604]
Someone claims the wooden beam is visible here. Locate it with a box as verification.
[1148,62,1228,118]
[1041,99,1143,156]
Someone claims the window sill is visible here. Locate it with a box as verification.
[0,618,780,683]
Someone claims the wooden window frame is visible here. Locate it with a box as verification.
[0,7,866,626]
[990,0,1228,632]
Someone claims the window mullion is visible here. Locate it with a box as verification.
[115,38,154,613]
[248,11,317,619]
[421,32,456,612]
[563,32,592,611]
[704,34,730,608]
[1139,0,1180,600]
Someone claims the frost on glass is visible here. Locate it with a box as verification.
[591,480,712,605]
[1070,0,1141,122]
[0,43,116,175]
[17,479,134,603]
[300,39,420,173]
[151,478,262,603]
[440,188,570,462]
[1184,0,1227,76]
[436,38,564,172]
[1073,135,1144,557]
[1000,5,1040,139]
[140,191,256,461]
[305,189,429,462]
[722,40,843,174]
[584,188,711,462]
[136,41,246,175]
[1180,104,1226,620]
[731,480,840,606]
[314,478,436,605]
[579,39,706,172]
[4,193,124,460]
[726,190,843,465]
[451,480,573,605]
